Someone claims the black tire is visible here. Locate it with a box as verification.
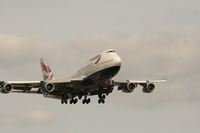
[102,95,106,99]
[86,98,90,104]
[89,98,91,102]
[61,100,64,104]
[74,98,78,104]
[82,99,85,104]
[98,99,101,104]
[101,99,105,104]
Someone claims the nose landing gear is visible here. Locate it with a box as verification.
[61,95,78,104]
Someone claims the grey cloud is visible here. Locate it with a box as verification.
[0,110,56,127]
[0,34,81,80]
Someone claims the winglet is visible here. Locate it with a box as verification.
[40,58,55,80]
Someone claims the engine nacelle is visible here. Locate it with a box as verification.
[41,82,55,93]
[122,83,137,93]
[143,83,155,93]
[0,82,13,94]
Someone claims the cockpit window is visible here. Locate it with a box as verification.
[106,50,115,53]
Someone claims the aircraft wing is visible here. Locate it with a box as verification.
[112,79,167,93]
[113,79,167,85]
[0,79,83,94]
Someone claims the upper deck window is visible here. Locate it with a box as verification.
[106,50,115,53]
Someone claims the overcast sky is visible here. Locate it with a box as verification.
[0,0,200,133]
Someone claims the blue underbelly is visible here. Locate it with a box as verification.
[82,66,121,86]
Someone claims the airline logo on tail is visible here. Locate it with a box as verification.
[40,59,55,80]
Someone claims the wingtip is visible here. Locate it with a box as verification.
[162,76,168,81]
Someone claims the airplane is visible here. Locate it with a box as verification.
[0,49,166,104]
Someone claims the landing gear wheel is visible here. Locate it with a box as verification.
[61,98,67,104]
[98,94,106,99]
[82,96,90,104]
[98,98,105,104]
[101,99,105,104]
[98,99,101,104]
[64,100,68,104]
[74,98,78,104]
[61,100,64,104]
[86,98,91,104]
[70,99,73,104]
[61,95,68,105]
[82,99,86,104]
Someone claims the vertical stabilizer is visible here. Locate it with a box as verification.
[40,58,55,80]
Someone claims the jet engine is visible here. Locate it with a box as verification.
[41,82,55,93]
[143,83,155,93]
[122,82,137,93]
[0,82,13,94]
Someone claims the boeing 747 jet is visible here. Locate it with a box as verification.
[0,49,166,104]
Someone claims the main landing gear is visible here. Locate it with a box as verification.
[61,95,68,104]
[61,94,107,104]
[61,95,78,104]
[98,94,106,104]
[82,95,91,104]
[69,98,78,104]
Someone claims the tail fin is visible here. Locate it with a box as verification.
[40,58,55,80]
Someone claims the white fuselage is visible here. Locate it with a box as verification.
[44,49,122,100]
[70,49,122,81]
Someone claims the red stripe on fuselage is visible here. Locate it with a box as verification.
[89,55,101,61]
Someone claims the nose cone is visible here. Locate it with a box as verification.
[113,54,122,67]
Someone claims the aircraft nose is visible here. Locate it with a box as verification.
[113,55,122,66]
